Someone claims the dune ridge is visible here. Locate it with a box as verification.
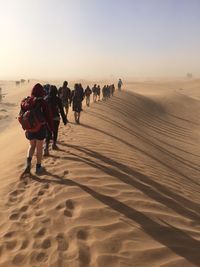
[0,84,200,266]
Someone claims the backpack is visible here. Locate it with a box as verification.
[18,96,45,132]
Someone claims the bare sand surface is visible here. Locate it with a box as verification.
[0,79,200,267]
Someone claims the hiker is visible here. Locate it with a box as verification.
[92,84,98,103]
[19,83,53,174]
[105,85,110,99]
[97,85,101,101]
[58,81,71,120]
[118,78,123,91]
[102,85,106,101]
[71,83,84,124]
[85,86,92,107]
[44,85,67,155]
[111,84,115,96]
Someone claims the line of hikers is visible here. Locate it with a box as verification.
[18,79,122,175]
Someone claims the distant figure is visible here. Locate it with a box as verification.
[44,85,67,155]
[106,85,111,98]
[85,86,92,107]
[21,79,26,84]
[58,81,71,120]
[97,85,101,101]
[187,73,193,79]
[71,83,84,124]
[92,84,98,102]
[16,81,20,86]
[102,85,107,101]
[111,84,115,96]
[118,78,123,91]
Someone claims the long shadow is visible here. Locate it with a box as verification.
[64,144,200,208]
[64,148,200,221]
[87,109,200,170]
[58,144,200,221]
[79,123,200,188]
[31,173,200,266]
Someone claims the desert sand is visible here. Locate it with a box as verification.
[0,79,200,267]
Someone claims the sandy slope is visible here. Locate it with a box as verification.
[0,80,200,267]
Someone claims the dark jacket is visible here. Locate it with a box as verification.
[45,86,67,124]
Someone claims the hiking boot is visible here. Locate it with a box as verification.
[35,165,45,175]
[24,162,31,174]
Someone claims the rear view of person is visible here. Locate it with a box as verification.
[71,83,84,124]
[111,84,115,96]
[85,85,92,107]
[118,78,123,91]
[44,85,67,155]
[92,84,97,103]
[18,83,53,175]
[97,85,101,101]
[58,81,71,120]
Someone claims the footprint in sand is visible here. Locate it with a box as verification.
[55,199,74,215]
[9,212,20,221]
[63,199,75,217]
[41,238,51,249]
[20,205,29,213]
[76,231,91,267]
[8,196,18,203]
[20,239,29,250]
[35,210,44,217]
[4,231,15,239]
[41,217,51,224]
[34,227,46,238]
[30,251,48,265]
[10,189,24,197]
[21,213,28,220]
[63,170,69,176]
[12,253,26,266]
[78,244,91,267]
[37,189,45,196]
[5,239,17,250]
[29,196,38,205]
[65,199,74,210]
[56,233,68,251]
[42,183,49,190]
[77,230,88,241]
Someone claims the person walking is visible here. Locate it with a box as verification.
[71,83,84,124]
[44,85,67,155]
[58,81,71,120]
[85,86,92,107]
[19,83,53,175]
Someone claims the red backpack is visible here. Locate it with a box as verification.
[18,96,45,132]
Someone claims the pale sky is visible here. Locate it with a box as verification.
[0,0,200,80]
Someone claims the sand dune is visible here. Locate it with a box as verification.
[0,81,200,266]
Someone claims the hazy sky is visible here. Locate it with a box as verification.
[0,0,200,80]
